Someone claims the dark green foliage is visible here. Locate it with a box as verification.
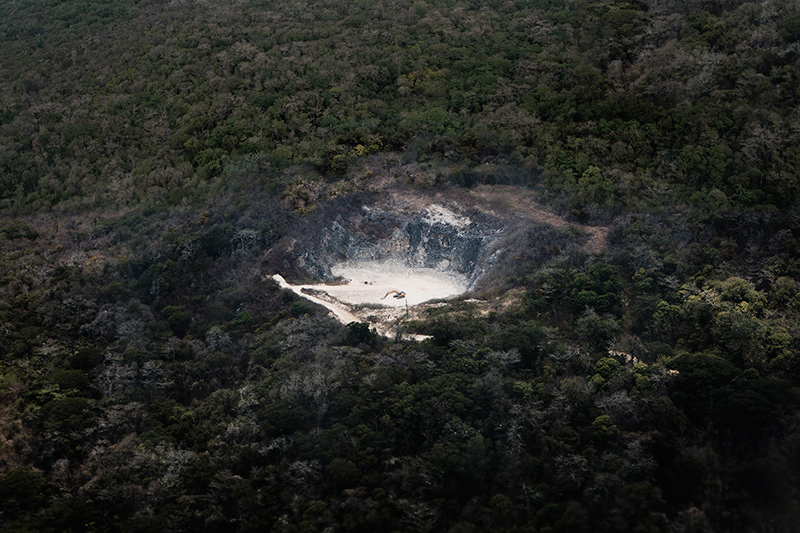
[229,310,255,332]
[290,299,318,317]
[670,354,797,448]
[0,221,38,240]
[780,14,800,42]
[0,467,52,518]
[39,397,93,433]
[343,321,377,348]
[1,0,800,531]
[68,347,105,370]
[324,458,361,492]
[201,226,233,258]
[47,369,91,395]
[0,0,798,212]
[162,305,192,337]
[568,261,624,316]
[669,354,739,417]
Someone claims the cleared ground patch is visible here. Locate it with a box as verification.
[268,186,608,336]
[329,260,470,307]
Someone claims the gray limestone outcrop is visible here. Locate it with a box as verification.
[278,201,505,290]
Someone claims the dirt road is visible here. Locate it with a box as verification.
[466,185,609,253]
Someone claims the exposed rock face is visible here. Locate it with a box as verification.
[267,186,606,293]
[292,202,504,290]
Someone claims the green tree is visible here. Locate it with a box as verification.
[0,467,52,517]
[578,166,614,205]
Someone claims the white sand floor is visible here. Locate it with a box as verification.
[272,261,470,338]
[328,261,469,307]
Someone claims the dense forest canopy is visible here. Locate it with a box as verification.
[1,0,800,531]
[2,0,800,211]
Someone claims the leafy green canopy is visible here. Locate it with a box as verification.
[1,0,800,212]
[0,194,798,531]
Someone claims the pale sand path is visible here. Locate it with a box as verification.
[271,270,442,341]
[272,274,361,324]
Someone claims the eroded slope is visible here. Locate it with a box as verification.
[265,186,608,333]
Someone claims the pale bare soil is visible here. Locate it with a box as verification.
[465,185,609,252]
[273,262,470,340]
[272,273,438,339]
[329,261,470,307]
[354,184,608,253]
[273,181,609,337]
[292,154,609,253]
[273,272,523,341]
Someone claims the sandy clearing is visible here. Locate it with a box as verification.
[271,182,609,338]
[271,262,471,340]
[276,262,469,309]
[272,274,362,324]
[329,261,470,307]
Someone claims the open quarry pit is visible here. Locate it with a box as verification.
[266,186,607,338]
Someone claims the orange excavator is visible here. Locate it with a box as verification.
[382,290,406,300]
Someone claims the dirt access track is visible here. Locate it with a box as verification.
[381,185,609,253]
[463,185,609,253]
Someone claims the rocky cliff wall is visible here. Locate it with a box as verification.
[266,187,601,292]
[284,201,504,290]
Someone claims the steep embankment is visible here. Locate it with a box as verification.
[266,187,608,334]
[465,185,609,253]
